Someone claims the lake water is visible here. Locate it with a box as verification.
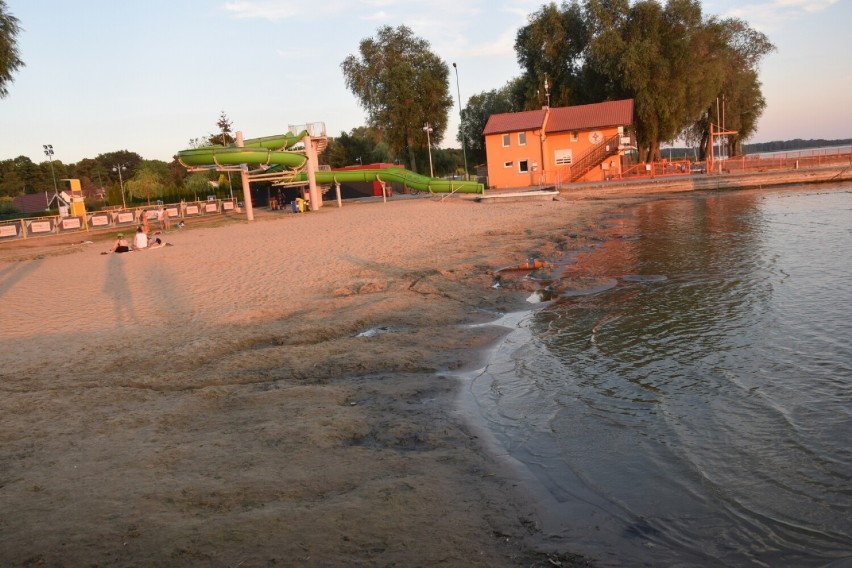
[465,185,852,566]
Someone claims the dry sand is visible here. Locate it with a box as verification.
[0,194,627,567]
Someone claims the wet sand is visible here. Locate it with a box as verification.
[0,194,630,566]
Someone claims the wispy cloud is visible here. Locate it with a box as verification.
[361,10,390,22]
[774,0,838,10]
[465,27,518,58]
[223,0,353,20]
[275,47,313,60]
[223,1,303,20]
[726,0,838,30]
[220,1,533,61]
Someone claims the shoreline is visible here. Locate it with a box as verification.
[557,162,852,197]
[463,184,852,566]
[2,162,851,258]
[1,178,846,566]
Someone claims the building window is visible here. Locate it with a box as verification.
[570,131,579,142]
[519,159,529,173]
[504,161,513,168]
[502,133,511,147]
[555,149,573,165]
[518,132,527,146]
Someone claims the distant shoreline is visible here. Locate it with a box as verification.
[554,162,852,198]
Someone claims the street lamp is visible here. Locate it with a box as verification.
[423,122,434,178]
[452,63,469,181]
[113,164,127,209]
[42,144,60,210]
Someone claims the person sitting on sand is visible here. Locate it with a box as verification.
[132,226,148,250]
[108,233,131,254]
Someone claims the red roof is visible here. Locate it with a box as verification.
[482,99,633,136]
[546,99,634,133]
[483,109,547,135]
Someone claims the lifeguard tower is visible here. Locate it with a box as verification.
[59,179,86,218]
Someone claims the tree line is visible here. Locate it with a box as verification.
[2,0,779,205]
[0,107,469,210]
[459,0,775,164]
[0,150,235,205]
[742,139,852,154]
[335,1,775,168]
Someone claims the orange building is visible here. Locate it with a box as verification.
[483,99,634,189]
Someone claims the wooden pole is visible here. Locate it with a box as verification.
[235,131,254,221]
[304,135,321,211]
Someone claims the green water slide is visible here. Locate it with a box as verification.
[176,132,484,194]
[177,132,308,169]
[301,168,483,194]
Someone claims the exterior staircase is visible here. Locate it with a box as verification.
[568,133,626,182]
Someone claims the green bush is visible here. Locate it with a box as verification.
[0,197,20,217]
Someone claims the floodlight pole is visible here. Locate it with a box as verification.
[113,164,127,209]
[43,144,60,209]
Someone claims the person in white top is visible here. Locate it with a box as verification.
[133,226,148,250]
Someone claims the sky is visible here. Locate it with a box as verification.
[0,0,849,165]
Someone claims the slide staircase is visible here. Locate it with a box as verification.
[312,136,328,156]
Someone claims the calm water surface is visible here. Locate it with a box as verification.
[467,185,852,566]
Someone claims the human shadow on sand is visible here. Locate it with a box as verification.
[103,253,138,326]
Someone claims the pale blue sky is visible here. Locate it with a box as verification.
[1,0,848,164]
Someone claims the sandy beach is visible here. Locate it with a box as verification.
[0,193,637,566]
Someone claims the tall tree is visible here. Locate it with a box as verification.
[0,156,37,196]
[326,126,392,168]
[0,0,24,98]
[514,1,588,109]
[125,161,169,205]
[184,171,212,202]
[686,17,774,158]
[73,158,110,194]
[341,25,453,173]
[210,110,235,146]
[507,0,778,161]
[95,150,143,204]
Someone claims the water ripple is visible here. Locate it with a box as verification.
[474,187,852,566]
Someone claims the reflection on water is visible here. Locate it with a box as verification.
[470,187,852,566]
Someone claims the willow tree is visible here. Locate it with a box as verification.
[584,0,712,160]
[683,17,774,158]
[0,0,24,98]
[125,161,170,205]
[514,0,773,162]
[514,1,589,109]
[341,25,453,173]
[584,0,773,161]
